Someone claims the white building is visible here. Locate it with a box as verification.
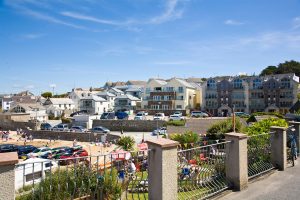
[95,91,116,111]
[80,95,109,115]
[44,98,75,117]
[108,87,124,96]
[114,94,141,114]
[68,88,99,111]
[10,103,48,122]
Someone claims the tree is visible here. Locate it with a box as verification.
[169,131,199,149]
[297,93,300,100]
[41,92,52,98]
[117,136,135,151]
[260,60,300,77]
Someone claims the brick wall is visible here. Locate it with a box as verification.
[92,120,165,132]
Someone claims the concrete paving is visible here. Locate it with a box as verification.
[221,161,300,200]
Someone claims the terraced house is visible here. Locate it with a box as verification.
[141,78,201,115]
[202,73,299,116]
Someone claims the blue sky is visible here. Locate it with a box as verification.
[1,0,300,94]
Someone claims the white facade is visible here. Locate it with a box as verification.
[80,95,109,115]
[96,91,116,111]
[68,89,98,111]
[2,97,13,111]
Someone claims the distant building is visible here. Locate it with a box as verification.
[202,73,299,116]
[95,91,116,111]
[2,95,40,112]
[141,78,201,115]
[10,103,48,122]
[68,88,99,111]
[79,95,109,115]
[114,94,141,114]
[44,98,75,117]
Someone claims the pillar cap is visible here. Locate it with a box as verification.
[0,152,18,166]
[147,138,179,148]
[270,126,287,130]
[289,121,300,125]
[225,132,248,139]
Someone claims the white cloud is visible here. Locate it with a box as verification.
[150,0,184,24]
[224,19,244,26]
[22,33,44,39]
[293,17,300,29]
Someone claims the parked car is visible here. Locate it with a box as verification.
[152,127,167,136]
[0,144,18,153]
[40,123,52,130]
[234,112,250,117]
[101,112,115,119]
[115,111,129,120]
[27,147,52,158]
[90,126,110,134]
[59,149,89,165]
[134,112,147,120]
[70,126,87,133]
[51,124,69,131]
[173,111,183,117]
[191,111,209,118]
[153,113,165,120]
[51,147,73,159]
[138,111,148,116]
[169,114,185,121]
[17,145,37,158]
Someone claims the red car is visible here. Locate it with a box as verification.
[59,149,89,165]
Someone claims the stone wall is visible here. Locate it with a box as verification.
[92,120,165,132]
[30,130,120,142]
[0,119,37,131]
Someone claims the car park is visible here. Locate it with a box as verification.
[17,145,37,158]
[173,111,183,117]
[27,147,52,158]
[234,112,250,117]
[191,111,209,118]
[90,126,110,134]
[152,127,167,135]
[51,124,69,131]
[101,112,115,119]
[0,144,18,153]
[134,112,147,120]
[40,123,52,130]
[70,126,87,132]
[153,113,165,120]
[169,114,185,121]
[59,149,89,165]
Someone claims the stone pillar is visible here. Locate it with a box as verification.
[225,132,248,191]
[289,121,300,154]
[0,152,18,200]
[270,126,287,171]
[147,138,179,200]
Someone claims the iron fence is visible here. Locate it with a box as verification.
[247,133,274,179]
[286,125,297,167]
[177,141,231,200]
[15,150,150,200]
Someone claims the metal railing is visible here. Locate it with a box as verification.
[286,125,297,167]
[247,133,274,179]
[177,141,231,200]
[15,150,150,200]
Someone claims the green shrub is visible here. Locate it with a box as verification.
[166,120,186,126]
[246,118,288,136]
[16,166,122,200]
[169,131,199,149]
[61,117,71,123]
[206,118,244,140]
[117,136,135,151]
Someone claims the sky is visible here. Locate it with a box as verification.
[1,0,300,94]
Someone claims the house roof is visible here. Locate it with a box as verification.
[125,87,142,92]
[96,91,116,97]
[116,94,140,101]
[109,87,124,94]
[49,98,74,105]
[173,78,196,89]
[81,95,107,102]
[11,103,45,111]
[126,80,147,86]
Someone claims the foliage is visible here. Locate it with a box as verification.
[166,120,186,126]
[206,118,244,140]
[61,117,71,123]
[16,166,122,200]
[260,60,300,77]
[247,112,283,123]
[117,136,135,151]
[41,92,52,98]
[169,131,199,149]
[52,93,68,98]
[246,118,288,136]
[298,93,300,100]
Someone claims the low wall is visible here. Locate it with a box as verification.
[30,131,120,142]
[0,119,37,131]
[92,120,165,132]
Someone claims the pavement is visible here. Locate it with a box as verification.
[221,161,300,200]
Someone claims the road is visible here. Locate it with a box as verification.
[221,161,300,200]
[110,131,162,143]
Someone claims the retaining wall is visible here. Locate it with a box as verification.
[29,131,120,142]
[92,120,165,132]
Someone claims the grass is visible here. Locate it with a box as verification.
[166,120,186,126]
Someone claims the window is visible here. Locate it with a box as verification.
[164,95,171,100]
[26,171,42,182]
[59,104,61,107]
[207,79,216,89]
[165,87,174,92]
[233,79,243,89]
[178,87,184,93]
[281,78,290,89]
[176,105,182,109]
[146,88,150,94]
[177,96,184,100]
[162,105,170,110]
[253,79,262,89]
[82,100,92,107]
[153,96,161,101]
[154,87,162,91]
